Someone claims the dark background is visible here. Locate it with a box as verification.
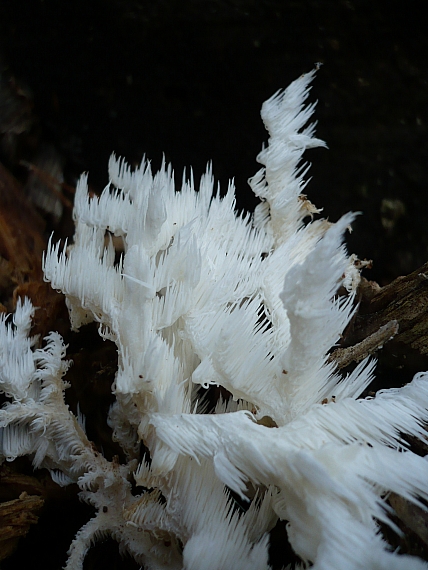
[1,0,427,285]
[0,1,428,568]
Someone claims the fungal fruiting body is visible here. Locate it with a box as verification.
[1,70,428,570]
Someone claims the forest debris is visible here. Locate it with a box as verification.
[0,161,67,333]
[329,320,399,369]
[0,492,44,561]
[0,161,46,284]
[345,261,428,355]
[388,493,428,552]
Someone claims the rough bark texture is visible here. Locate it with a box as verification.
[0,492,44,561]
[352,266,428,354]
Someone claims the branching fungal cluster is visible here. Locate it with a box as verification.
[2,70,428,569]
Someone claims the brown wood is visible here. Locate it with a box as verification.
[0,493,44,561]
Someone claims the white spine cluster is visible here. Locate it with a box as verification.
[1,69,428,570]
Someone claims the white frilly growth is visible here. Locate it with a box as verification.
[2,69,428,570]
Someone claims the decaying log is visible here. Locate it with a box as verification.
[0,492,44,562]
[329,262,428,371]
[0,161,46,284]
[329,319,399,369]
[0,161,67,335]
[351,262,428,354]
